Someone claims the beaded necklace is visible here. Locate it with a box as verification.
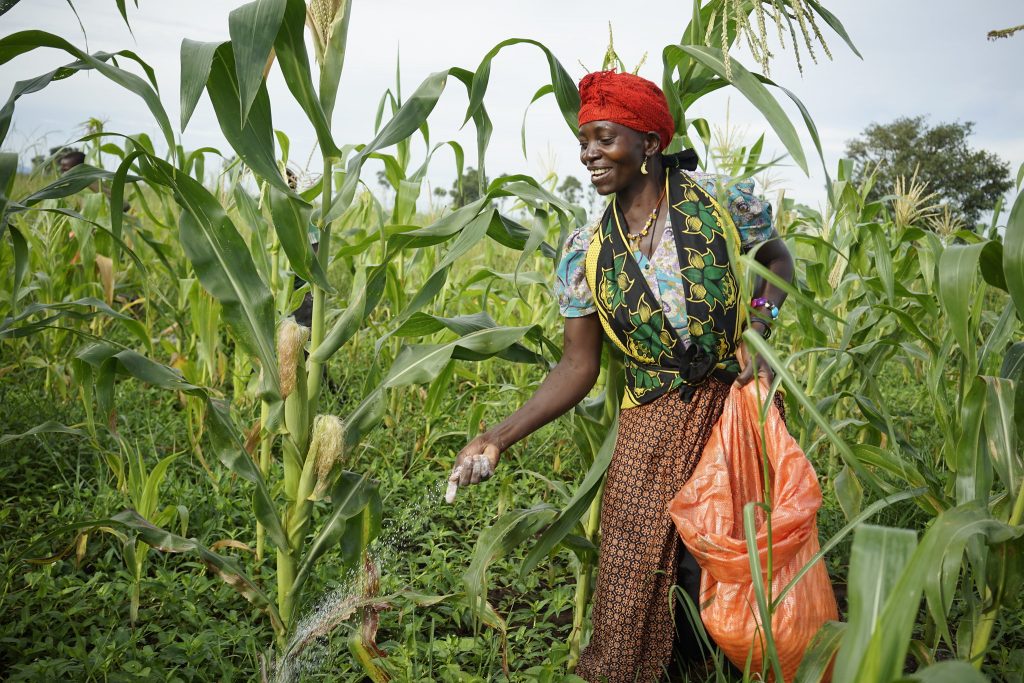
[626,182,667,254]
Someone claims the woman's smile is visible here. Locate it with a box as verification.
[589,166,613,185]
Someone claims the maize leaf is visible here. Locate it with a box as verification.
[228,0,286,125]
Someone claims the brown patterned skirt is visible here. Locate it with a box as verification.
[576,378,762,682]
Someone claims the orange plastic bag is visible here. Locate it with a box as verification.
[668,381,837,681]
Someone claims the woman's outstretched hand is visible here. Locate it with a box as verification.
[443,317,603,504]
[446,435,501,504]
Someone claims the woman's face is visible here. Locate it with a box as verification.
[578,121,647,196]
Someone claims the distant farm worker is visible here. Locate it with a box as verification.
[448,70,794,681]
[57,149,89,257]
[58,148,85,174]
[58,148,131,212]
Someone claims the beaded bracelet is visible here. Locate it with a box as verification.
[751,297,780,320]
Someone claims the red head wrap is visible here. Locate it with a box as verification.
[578,70,675,151]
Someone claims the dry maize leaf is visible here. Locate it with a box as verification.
[94,254,115,305]
[244,419,262,456]
[210,538,255,554]
[75,532,89,566]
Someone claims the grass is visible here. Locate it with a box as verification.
[5,333,1020,681]
[0,377,268,680]
[0,340,584,680]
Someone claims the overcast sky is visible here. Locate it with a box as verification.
[2,0,1022,212]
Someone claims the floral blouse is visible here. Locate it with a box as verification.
[555,171,776,339]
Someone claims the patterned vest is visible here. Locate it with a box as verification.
[584,167,744,409]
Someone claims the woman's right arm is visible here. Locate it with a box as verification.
[451,314,604,487]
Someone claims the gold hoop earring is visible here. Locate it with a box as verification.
[641,156,649,175]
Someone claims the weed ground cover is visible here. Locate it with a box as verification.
[4,346,1021,680]
[0,350,585,680]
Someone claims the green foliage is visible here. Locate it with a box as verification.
[2,1,1022,681]
[0,364,586,680]
[0,377,270,681]
[845,116,1014,225]
[740,159,1024,680]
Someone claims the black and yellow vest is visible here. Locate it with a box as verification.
[584,163,744,409]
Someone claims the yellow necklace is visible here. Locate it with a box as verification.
[627,185,667,248]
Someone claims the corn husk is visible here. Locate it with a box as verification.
[277,318,310,399]
[307,414,345,500]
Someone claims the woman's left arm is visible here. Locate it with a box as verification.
[735,237,794,385]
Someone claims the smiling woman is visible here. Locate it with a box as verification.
[449,69,796,682]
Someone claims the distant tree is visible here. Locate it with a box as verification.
[987,23,1023,40]
[450,166,487,208]
[845,116,1013,225]
[431,186,448,209]
[557,175,583,205]
[585,182,603,216]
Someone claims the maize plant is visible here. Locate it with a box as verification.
[727,156,1024,680]
[0,0,582,668]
